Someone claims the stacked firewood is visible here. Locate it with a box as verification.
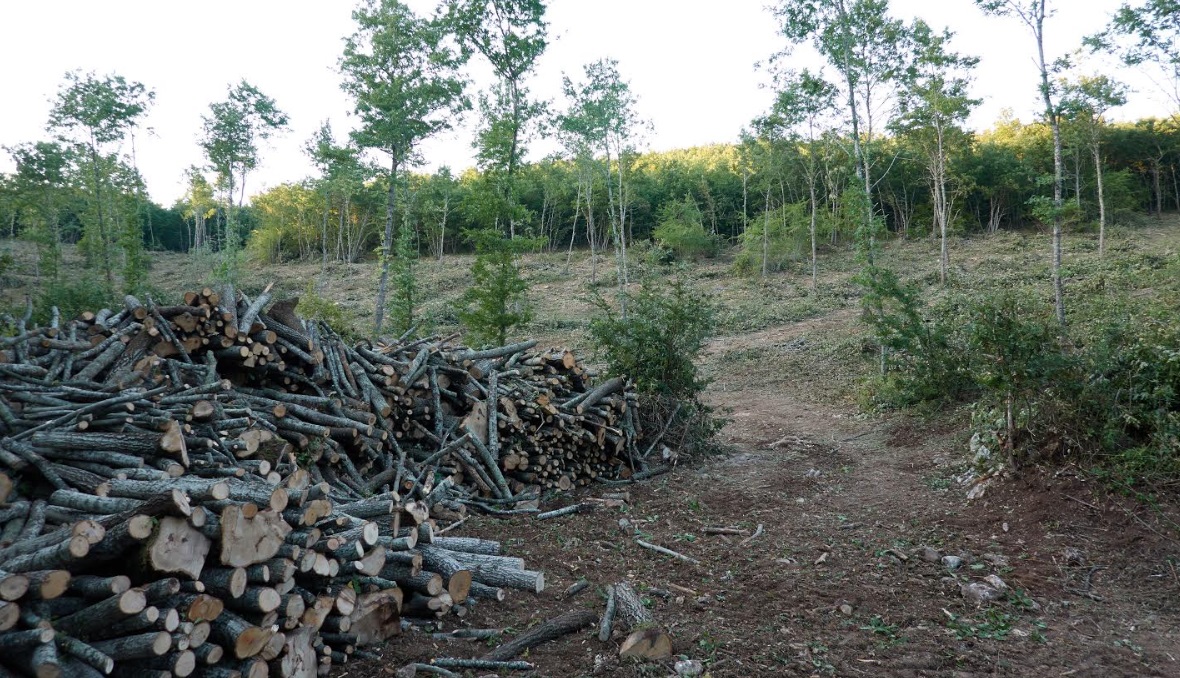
[0,284,639,677]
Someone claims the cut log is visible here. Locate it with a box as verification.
[619,629,673,660]
[147,517,212,580]
[347,588,403,646]
[89,631,172,660]
[482,609,597,662]
[278,626,317,678]
[0,570,30,601]
[612,581,653,631]
[219,506,291,568]
[23,570,71,600]
[209,609,271,659]
[54,588,147,637]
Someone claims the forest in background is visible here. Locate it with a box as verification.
[3,110,1180,269]
[1,0,1178,293]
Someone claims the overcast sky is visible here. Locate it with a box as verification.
[0,0,1171,204]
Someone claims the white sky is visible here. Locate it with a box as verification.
[0,0,1171,205]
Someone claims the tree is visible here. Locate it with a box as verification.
[48,70,154,287]
[449,0,548,237]
[388,178,419,336]
[560,59,646,302]
[305,121,368,280]
[457,229,539,346]
[199,80,288,280]
[340,0,469,335]
[7,141,70,278]
[755,69,838,287]
[894,20,980,285]
[1060,75,1128,256]
[976,0,1068,326]
[774,0,908,249]
[180,168,217,252]
[1089,0,1180,110]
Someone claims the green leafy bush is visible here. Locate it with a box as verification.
[589,275,723,458]
[860,265,975,407]
[35,276,116,325]
[653,197,718,260]
[457,230,542,347]
[864,280,1180,481]
[298,282,359,340]
[1080,316,1180,481]
[734,201,826,275]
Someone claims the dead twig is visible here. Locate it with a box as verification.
[739,523,764,546]
[436,515,469,535]
[635,539,701,566]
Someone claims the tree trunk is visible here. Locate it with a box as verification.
[564,183,581,276]
[1033,3,1066,327]
[88,141,112,287]
[1093,143,1107,258]
[761,190,770,278]
[936,126,950,286]
[374,155,399,335]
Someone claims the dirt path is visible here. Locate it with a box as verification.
[359,314,1180,677]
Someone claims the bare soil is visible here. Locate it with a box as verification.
[346,286,1180,677]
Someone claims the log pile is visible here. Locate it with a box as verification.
[0,284,642,677]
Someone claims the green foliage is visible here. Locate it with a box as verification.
[589,275,714,399]
[946,608,1014,641]
[298,282,359,341]
[34,275,115,326]
[588,275,723,458]
[859,267,975,405]
[1080,315,1180,481]
[0,249,15,286]
[864,273,1180,481]
[387,221,418,336]
[457,230,540,346]
[653,197,717,260]
[733,201,814,274]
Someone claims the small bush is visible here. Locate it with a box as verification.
[589,275,723,459]
[860,266,976,407]
[457,230,542,347]
[35,276,116,325]
[298,282,359,340]
[653,197,719,260]
[733,201,827,275]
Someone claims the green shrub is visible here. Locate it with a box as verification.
[457,230,542,347]
[859,265,976,407]
[589,275,723,458]
[298,282,359,340]
[35,276,116,325]
[733,201,816,275]
[1080,315,1180,481]
[653,197,718,260]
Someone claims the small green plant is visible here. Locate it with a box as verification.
[35,275,116,325]
[860,615,905,647]
[457,229,542,347]
[387,222,418,337]
[298,282,358,340]
[589,274,724,459]
[946,609,1013,640]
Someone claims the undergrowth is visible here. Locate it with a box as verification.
[859,228,1180,485]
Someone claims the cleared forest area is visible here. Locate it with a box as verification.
[1,215,1176,676]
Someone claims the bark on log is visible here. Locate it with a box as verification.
[481,608,596,662]
[613,581,653,631]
